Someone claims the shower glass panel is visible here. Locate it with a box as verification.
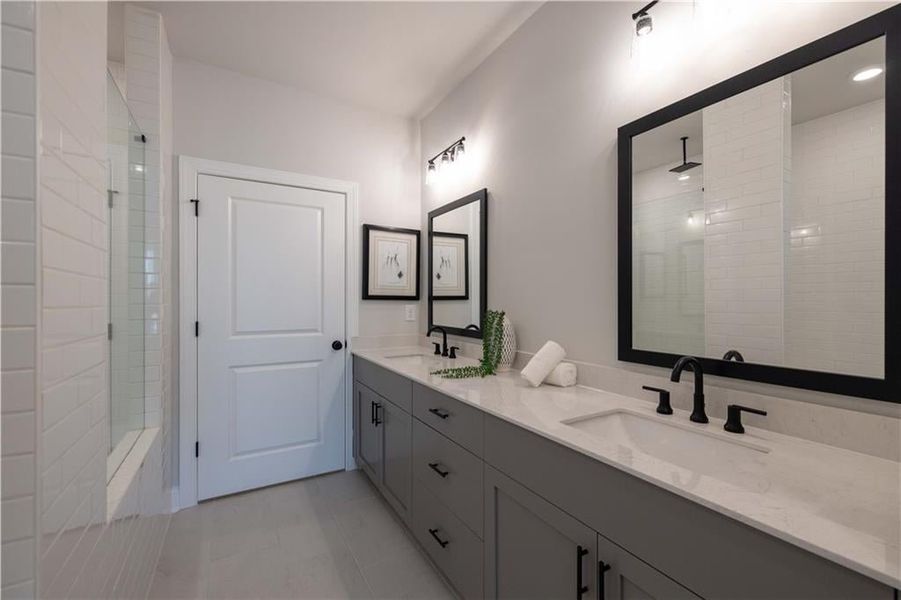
[107,72,146,479]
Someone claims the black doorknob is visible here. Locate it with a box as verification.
[332,340,343,351]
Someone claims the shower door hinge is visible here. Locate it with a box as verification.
[195,441,199,458]
[195,321,199,337]
[107,189,118,208]
[135,134,146,143]
[107,323,112,340]
[189,198,199,217]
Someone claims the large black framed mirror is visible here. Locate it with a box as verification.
[428,188,488,339]
[618,6,899,402]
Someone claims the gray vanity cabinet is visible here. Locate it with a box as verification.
[353,358,413,522]
[354,382,382,484]
[381,397,412,516]
[484,465,598,600]
[596,535,701,600]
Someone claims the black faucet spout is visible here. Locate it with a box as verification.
[427,326,449,357]
[670,356,708,424]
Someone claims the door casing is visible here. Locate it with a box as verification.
[177,155,360,509]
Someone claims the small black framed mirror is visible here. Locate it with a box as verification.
[617,6,899,402]
[428,188,488,339]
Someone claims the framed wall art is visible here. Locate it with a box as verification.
[362,224,420,300]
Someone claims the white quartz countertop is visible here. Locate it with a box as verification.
[352,346,901,589]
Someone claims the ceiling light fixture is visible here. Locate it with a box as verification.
[851,66,883,82]
[425,136,466,186]
[632,0,658,37]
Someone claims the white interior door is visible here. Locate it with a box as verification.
[197,174,345,500]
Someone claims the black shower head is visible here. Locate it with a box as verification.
[669,136,702,173]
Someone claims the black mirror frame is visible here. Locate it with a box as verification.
[428,188,488,339]
[617,6,900,402]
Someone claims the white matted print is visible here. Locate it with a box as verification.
[363,225,420,299]
[432,233,468,299]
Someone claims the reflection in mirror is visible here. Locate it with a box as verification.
[429,190,487,337]
[631,37,884,378]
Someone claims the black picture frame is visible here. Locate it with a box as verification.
[431,231,469,301]
[428,188,488,339]
[362,224,420,300]
[617,5,900,402]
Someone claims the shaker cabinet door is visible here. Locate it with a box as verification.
[484,466,597,600]
[381,398,412,519]
[355,383,382,485]
[596,535,701,600]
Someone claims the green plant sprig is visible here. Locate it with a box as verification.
[431,310,506,379]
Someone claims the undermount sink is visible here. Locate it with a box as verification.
[383,353,431,365]
[562,409,769,483]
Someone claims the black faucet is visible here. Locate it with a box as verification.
[722,349,745,362]
[670,356,708,424]
[427,326,449,357]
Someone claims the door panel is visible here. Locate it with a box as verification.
[596,535,701,600]
[484,466,597,600]
[197,174,345,500]
[382,399,411,518]
[356,383,382,485]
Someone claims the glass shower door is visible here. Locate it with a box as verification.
[106,72,146,479]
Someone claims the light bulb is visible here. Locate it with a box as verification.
[852,66,883,82]
[441,152,451,168]
[426,162,437,185]
[454,141,465,161]
[635,13,653,37]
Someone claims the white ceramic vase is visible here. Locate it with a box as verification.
[497,315,517,372]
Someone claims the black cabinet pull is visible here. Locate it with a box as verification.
[577,545,589,597]
[597,561,611,600]
[428,528,449,548]
[373,403,382,426]
[370,400,375,424]
[428,407,450,419]
[428,462,449,478]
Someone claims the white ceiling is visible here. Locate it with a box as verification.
[137,1,541,118]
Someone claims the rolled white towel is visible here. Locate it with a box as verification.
[521,341,566,387]
[544,362,577,387]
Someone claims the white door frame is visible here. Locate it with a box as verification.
[177,155,359,509]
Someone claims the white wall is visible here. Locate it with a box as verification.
[173,59,422,340]
[421,2,899,419]
[2,1,39,595]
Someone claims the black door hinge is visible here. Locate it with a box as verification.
[189,198,199,216]
[140,134,147,143]
[195,321,199,337]
[195,441,199,457]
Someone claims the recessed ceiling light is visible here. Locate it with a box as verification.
[852,66,883,82]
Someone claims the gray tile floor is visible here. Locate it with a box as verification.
[148,470,455,599]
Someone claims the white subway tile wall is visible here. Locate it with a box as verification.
[632,158,706,355]
[702,78,789,365]
[786,99,885,378]
[2,2,38,596]
[29,3,172,597]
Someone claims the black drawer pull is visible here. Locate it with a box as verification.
[428,407,450,419]
[373,402,382,426]
[597,560,611,600]
[428,528,449,548]
[428,462,449,478]
[577,545,589,598]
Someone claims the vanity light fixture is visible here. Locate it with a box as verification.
[851,65,883,82]
[425,136,466,186]
[632,0,658,37]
